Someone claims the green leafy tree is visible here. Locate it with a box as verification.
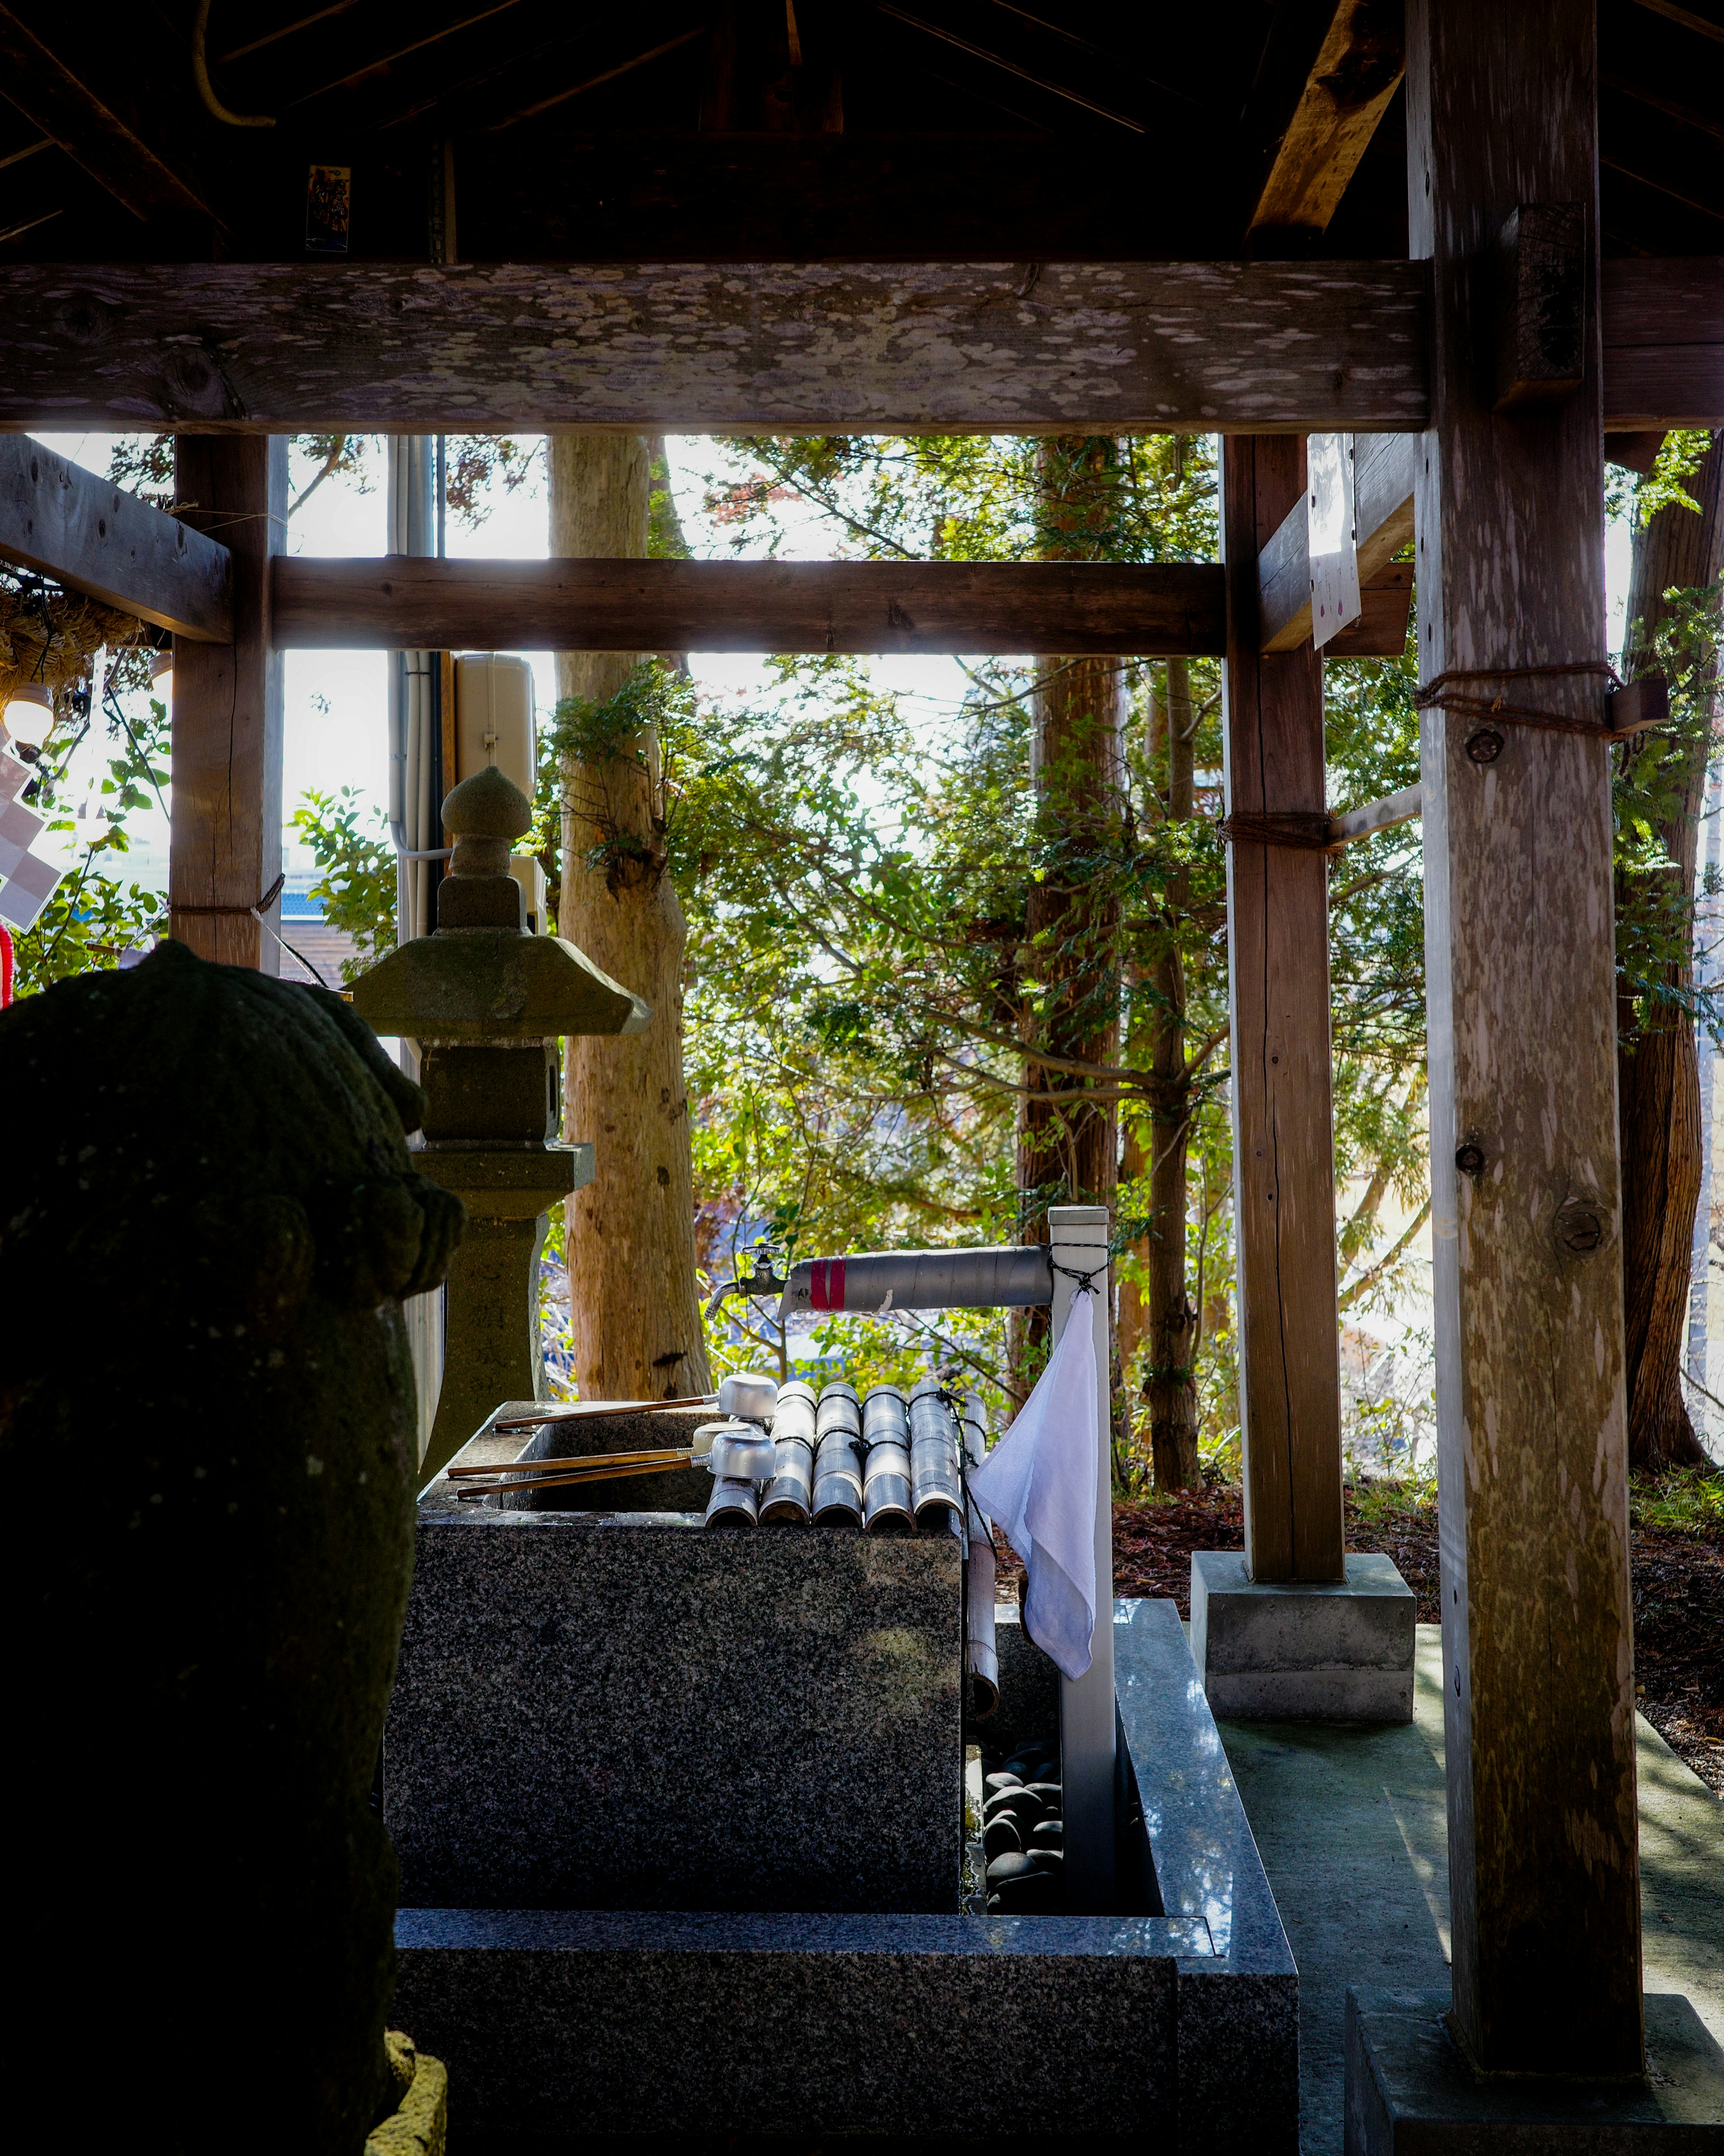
[677,433,1431,1479]
[9,672,169,999]
[289,787,396,983]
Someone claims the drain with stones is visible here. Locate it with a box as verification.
[978,1736,1064,1912]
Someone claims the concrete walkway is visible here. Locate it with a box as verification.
[1217,1625,1724,2155]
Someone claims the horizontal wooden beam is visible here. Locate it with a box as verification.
[0,258,1705,440]
[0,258,1432,436]
[0,435,231,640]
[1601,256,1724,428]
[1258,432,1417,651]
[1329,781,1421,848]
[1323,559,1412,656]
[270,556,1229,656]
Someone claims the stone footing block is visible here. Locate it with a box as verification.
[1345,1988,1724,2152]
[1191,1551,1416,1722]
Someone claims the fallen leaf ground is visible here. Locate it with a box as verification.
[991,1478,1724,1795]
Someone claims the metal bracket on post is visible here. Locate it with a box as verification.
[1047,1203,1115,1913]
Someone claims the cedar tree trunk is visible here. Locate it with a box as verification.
[1617,430,1724,1472]
[1011,439,1126,1401]
[1143,656,1202,1486]
[550,434,712,1402]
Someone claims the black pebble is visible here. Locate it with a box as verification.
[983,1817,1022,1860]
[983,1772,1022,1796]
[985,1787,1043,1829]
[1029,1818,1063,1849]
[985,1851,1040,1887]
[991,1869,1061,1912]
[1027,1847,1064,1874]
[1024,1781,1062,1808]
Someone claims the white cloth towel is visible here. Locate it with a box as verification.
[968,1289,1098,1679]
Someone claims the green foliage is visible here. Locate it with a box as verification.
[1614,577,1724,1048]
[1346,1468,1438,1530]
[9,686,170,997]
[1629,1464,1724,1539]
[289,787,396,983]
[676,433,1432,1450]
[1606,430,1716,528]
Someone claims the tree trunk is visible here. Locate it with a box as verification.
[1617,429,1724,1473]
[1011,438,1126,1402]
[550,434,712,1402]
[1144,655,1202,1488]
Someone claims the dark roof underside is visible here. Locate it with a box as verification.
[0,0,1717,265]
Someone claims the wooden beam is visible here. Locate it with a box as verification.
[0,436,230,640]
[0,7,212,221]
[1602,255,1724,428]
[1407,0,1640,2081]
[169,439,285,971]
[1220,434,1346,1586]
[1259,431,1418,651]
[1324,559,1411,656]
[1328,780,1421,847]
[0,258,1432,436]
[270,557,1227,656]
[0,257,1706,438]
[1246,0,1407,241]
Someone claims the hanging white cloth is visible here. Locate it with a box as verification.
[967,1289,1099,1680]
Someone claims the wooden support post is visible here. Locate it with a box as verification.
[169,438,286,970]
[1220,435,1346,1585]
[1407,0,1641,2080]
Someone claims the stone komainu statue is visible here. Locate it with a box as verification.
[0,940,463,2154]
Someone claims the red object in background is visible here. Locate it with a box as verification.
[0,923,13,1006]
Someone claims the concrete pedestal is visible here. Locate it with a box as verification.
[1191,1550,1416,1721]
[1345,1988,1724,2152]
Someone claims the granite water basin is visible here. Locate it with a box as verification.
[391,1441,1298,2151]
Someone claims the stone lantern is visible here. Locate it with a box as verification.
[351,763,648,1478]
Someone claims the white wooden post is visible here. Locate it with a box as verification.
[1047,1202,1115,1911]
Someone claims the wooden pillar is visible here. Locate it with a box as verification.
[1220,434,1346,1585]
[169,438,286,969]
[1408,0,1642,2078]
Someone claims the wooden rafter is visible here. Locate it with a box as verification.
[487,27,712,131]
[1245,0,1405,242]
[216,2,364,65]
[282,0,528,108]
[1630,0,1724,41]
[0,6,212,221]
[0,436,231,639]
[872,3,1149,130]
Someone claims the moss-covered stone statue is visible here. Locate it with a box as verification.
[0,941,464,2153]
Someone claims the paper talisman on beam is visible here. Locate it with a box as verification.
[0,790,64,930]
[1307,433,1361,650]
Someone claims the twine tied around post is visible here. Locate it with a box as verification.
[1413,660,1663,745]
